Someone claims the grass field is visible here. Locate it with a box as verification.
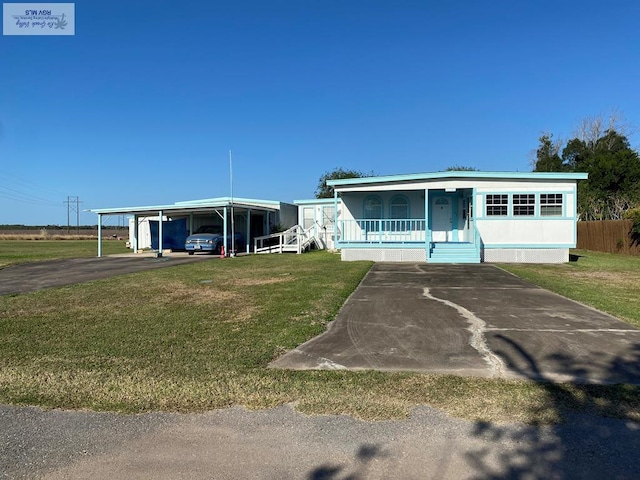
[0,240,130,268]
[499,249,640,328]
[0,245,639,424]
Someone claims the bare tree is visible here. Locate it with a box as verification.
[573,109,636,152]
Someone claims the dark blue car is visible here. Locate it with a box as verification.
[185,225,245,255]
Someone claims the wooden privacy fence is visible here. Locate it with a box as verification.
[577,220,640,255]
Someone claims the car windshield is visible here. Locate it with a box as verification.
[194,225,222,235]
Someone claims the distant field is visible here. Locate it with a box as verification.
[0,227,128,240]
[0,239,130,268]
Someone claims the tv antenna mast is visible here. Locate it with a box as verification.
[229,149,235,257]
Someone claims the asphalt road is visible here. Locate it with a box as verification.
[2,404,640,479]
[0,253,215,296]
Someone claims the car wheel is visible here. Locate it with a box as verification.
[188,251,194,255]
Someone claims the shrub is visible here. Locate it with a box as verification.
[623,207,640,245]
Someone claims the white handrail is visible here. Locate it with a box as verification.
[254,224,316,254]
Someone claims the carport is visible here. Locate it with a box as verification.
[89,197,297,257]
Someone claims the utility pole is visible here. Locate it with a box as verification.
[64,196,82,233]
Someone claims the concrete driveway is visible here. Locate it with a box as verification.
[270,263,640,385]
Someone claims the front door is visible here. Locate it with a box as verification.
[432,196,453,242]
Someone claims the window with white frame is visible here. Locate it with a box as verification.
[302,207,314,229]
[513,194,535,216]
[540,193,563,216]
[486,194,508,216]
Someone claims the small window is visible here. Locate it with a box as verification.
[302,207,314,229]
[513,194,535,216]
[541,193,563,216]
[322,206,335,226]
[486,194,508,216]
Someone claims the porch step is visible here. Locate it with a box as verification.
[429,242,480,264]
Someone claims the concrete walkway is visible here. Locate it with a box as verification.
[270,263,640,385]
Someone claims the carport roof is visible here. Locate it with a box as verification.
[89,197,285,217]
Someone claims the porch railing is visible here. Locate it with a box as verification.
[337,219,427,244]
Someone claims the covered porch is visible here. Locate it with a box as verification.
[335,187,481,263]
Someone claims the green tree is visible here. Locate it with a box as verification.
[533,134,565,172]
[315,168,369,198]
[444,165,479,171]
[533,118,640,219]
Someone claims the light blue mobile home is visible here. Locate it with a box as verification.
[325,171,588,263]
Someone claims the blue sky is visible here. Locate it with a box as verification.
[1,0,639,225]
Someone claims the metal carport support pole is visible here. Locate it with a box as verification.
[223,206,228,256]
[158,210,163,256]
[133,214,139,253]
[246,208,251,253]
[97,214,103,257]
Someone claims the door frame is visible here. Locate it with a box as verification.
[429,192,459,242]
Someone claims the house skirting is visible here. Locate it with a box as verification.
[341,248,427,262]
[340,246,570,263]
[483,248,569,264]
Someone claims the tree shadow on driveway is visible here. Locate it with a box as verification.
[465,336,640,479]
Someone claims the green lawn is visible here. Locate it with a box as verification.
[0,248,638,424]
[0,240,130,268]
[499,249,640,328]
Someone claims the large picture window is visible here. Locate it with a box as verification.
[389,195,409,231]
[513,194,535,216]
[363,195,383,233]
[486,194,508,216]
[363,196,383,219]
[541,193,563,216]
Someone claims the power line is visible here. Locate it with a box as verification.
[0,168,66,201]
[63,196,83,233]
[0,186,60,206]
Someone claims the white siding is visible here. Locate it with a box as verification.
[477,219,575,246]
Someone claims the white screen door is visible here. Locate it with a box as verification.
[431,197,452,242]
